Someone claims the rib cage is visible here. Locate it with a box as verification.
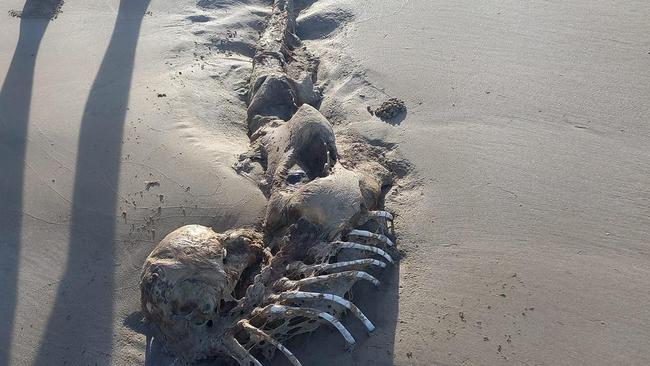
[140,1,400,364]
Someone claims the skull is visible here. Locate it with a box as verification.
[140,225,267,361]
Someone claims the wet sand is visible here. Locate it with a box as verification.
[1,0,649,365]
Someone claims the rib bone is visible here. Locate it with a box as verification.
[348,229,395,247]
[294,270,381,287]
[276,291,376,332]
[368,210,394,221]
[222,335,263,366]
[332,241,394,264]
[239,321,302,366]
[256,304,356,347]
[316,258,386,273]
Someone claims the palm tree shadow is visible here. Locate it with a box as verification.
[0,1,62,364]
[31,0,150,364]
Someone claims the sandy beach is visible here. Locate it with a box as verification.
[1,0,649,365]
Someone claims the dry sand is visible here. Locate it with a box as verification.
[1,0,649,366]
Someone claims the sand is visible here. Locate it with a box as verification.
[1,0,649,365]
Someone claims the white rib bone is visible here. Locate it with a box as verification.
[368,210,394,221]
[333,241,394,264]
[317,311,357,348]
[240,321,302,366]
[348,229,394,246]
[295,271,380,287]
[265,304,356,347]
[222,335,263,366]
[316,258,386,273]
[277,291,376,332]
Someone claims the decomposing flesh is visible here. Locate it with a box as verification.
[140,1,399,364]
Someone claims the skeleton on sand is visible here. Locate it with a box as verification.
[140,1,400,364]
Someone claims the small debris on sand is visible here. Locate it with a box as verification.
[8,0,64,20]
[157,93,167,98]
[374,97,406,120]
[145,180,160,190]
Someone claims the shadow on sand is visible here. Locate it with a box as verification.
[143,264,400,366]
[268,263,400,366]
[30,0,150,364]
[0,1,62,363]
